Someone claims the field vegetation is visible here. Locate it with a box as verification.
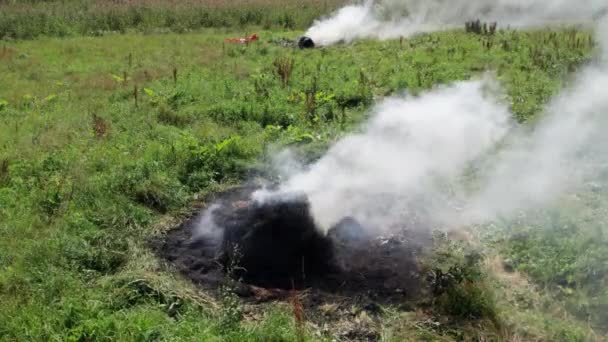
[0,0,344,39]
[0,0,606,340]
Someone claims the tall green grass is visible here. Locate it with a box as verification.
[0,0,344,39]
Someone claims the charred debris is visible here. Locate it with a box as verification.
[159,187,423,300]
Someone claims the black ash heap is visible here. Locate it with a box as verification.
[161,187,424,299]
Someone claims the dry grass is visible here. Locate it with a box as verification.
[83,74,119,91]
[0,45,16,60]
[289,288,306,342]
[91,113,109,138]
[273,56,294,88]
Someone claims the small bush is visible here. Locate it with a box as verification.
[178,136,255,191]
[435,277,497,320]
[427,240,499,325]
[274,57,294,88]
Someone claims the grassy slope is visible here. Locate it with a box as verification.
[0,26,603,340]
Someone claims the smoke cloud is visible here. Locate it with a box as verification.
[462,66,608,224]
[254,16,608,235]
[193,204,223,240]
[255,79,513,232]
[306,0,607,46]
[459,16,608,224]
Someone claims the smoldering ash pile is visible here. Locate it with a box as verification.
[161,186,422,296]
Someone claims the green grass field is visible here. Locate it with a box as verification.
[0,0,345,39]
[1,1,608,341]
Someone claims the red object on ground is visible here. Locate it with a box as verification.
[225,34,259,44]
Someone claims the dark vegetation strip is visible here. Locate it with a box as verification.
[0,0,345,40]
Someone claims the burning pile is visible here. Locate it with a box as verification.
[160,187,421,298]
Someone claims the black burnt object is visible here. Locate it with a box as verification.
[219,193,334,289]
[159,187,421,297]
[298,36,315,49]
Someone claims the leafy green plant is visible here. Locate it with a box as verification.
[427,239,499,326]
[252,73,273,98]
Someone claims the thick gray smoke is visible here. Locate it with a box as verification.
[253,17,608,235]
[306,0,607,46]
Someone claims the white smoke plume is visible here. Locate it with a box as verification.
[255,17,608,235]
[461,66,608,224]
[256,79,513,232]
[306,0,607,46]
[458,16,608,224]
[193,204,223,240]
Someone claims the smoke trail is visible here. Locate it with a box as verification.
[193,204,223,240]
[254,79,513,232]
[255,17,608,235]
[306,0,607,46]
[461,67,608,225]
[456,15,608,224]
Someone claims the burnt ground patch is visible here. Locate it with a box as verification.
[157,186,426,305]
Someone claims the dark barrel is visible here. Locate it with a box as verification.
[298,36,315,49]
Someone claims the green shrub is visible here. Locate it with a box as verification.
[435,279,497,321]
[428,240,499,325]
